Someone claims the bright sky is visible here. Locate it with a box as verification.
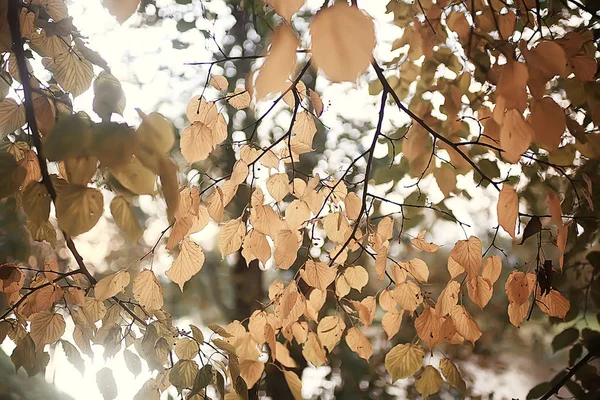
[1,0,549,399]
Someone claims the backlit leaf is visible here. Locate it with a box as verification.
[166,238,205,291]
[385,343,424,382]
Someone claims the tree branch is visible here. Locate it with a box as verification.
[539,348,599,400]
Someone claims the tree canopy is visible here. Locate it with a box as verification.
[1,0,600,399]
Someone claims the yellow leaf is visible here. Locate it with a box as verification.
[450,305,482,344]
[174,338,199,360]
[111,156,156,195]
[274,229,301,270]
[415,366,444,398]
[500,109,533,164]
[411,230,439,253]
[414,306,441,349]
[265,0,304,21]
[305,289,325,321]
[133,269,164,311]
[449,236,482,278]
[536,288,570,319]
[342,265,369,292]
[530,97,566,152]
[403,258,429,283]
[283,370,303,400]
[55,184,104,236]
[228,88,251,109]
[94,270,130,301]
[275,342,297,368]
[285,200,310,230]
[266,173,290,202]
[437,280,460,317]
[240,359,264,388]
[206,187,224,223]
[505,271,535,305]
[255,25,299,99]
[467,276,493,309]
[210,75,228,91]
[482,255,502,285]
[302,332,326,367]
[497,184,518,239]
[508,300,529,327]
[137,111,175,154]
[300,260,336,291]
[323,212,350,243]
[242,229,271,265]
[169,359,198,393]
[439,358,467,394]
[345,327,372,360]
[447,256,465,278]
[30,311,65,347]
[0,98,26,137]
[317,315,345,352]
[393,280,422,315]
[102,0,140,24]
[275,281,306,329]
[382,310,404,340]
[22,182,51,226]
[309,88,323,117]
[343,192,362,220]
[53,51,94,97]
[310,2,375,82]
[546,188,563,227]
[384,343,424,382]
[180,122,214,163]
[166,237,205,291]
[110,196,143,242]
[218,219,246,259]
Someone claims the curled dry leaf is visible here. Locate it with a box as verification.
[411,230,439,253]
[310,2,375,82]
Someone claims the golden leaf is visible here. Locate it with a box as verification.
[309,88,324,117]
[323,212,350,243]
[274,342,297,368]
[310,2,375,82]
[53,51,94,97]
[274,229,301,270]
[0,98,26,138]
[382,311,404,340]
[218,218,246,259]
[411,230,439,253]
[275,281,306,329]
[302,332,326,367]
[300,260,336,291]
[240,359,264,388]
[64,156,97,186]
[497,61,528,112]
[482,255,502,285]
[440,358,467,394]
[449,236,482,278]
[305,289,326,321]
[283,370,303,400]
[530,97,566,152]
[30,311,66,347]
[500,109,533,164]
[266,173,290,202]
[265,0,304,21]
[174,338,199,360]
[133,269,164,311]
[112,156,156,195]
[169,359,198,393]
[228,88,251,109]
[403,258,429,283]
[415,306,441,349]
[385,343,424,382]
[546,188,563,227]
[180,122,214,163]
[450,305,482,344]
[536,288,570,319]
[166,237,205,291]
[415,366,444,398]
[505,271,535,305]
[285,199,310,230]
[393,280,422,315]
[102,0,139,23]
[110,196,143,242]
[467,276,493,309]
[497,184,518,239]
[206,187,224,223]
[23,182,51,226]
[210,75,228,91]
[242,229,271,265]
[508,300,529,327]
[379,289,397,312]
[345,327,372,360]
[94,270,130,301]
[342,265,369,292]
[255,25,299,99]
[137,111,175,154]
[317,315,345,352]
[437,280,460,318]
[56,184,104,236]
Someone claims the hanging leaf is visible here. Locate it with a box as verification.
[345,327,373,360]
[133,269,164,311]
[110,196,143,242]
[30,311,66,348]
[53,51,94,97]
[0,98,26,138]
[56,184,104,236]
[415,366,444,398]
[218,218,246,259]
[310,2,375,82]
[96,367,118,400]
[384,343,424,382]
[166,238,205,291]
[497,184,518,239]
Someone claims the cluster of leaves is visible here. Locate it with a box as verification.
[0,0,599,399]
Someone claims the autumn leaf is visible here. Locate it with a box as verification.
[94,270,130,301]
[166,238,205,291]
[310,2,375,82]
[385,343,424,382]
[497,184,518,239]
[345,327,372,360]
[415,366,444,398]
[300,260,336,292]
[450,236,482,278]
[218,218,246,259]
[439,358,467,394]
[133,269,164,311]
[30,311,66,347]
